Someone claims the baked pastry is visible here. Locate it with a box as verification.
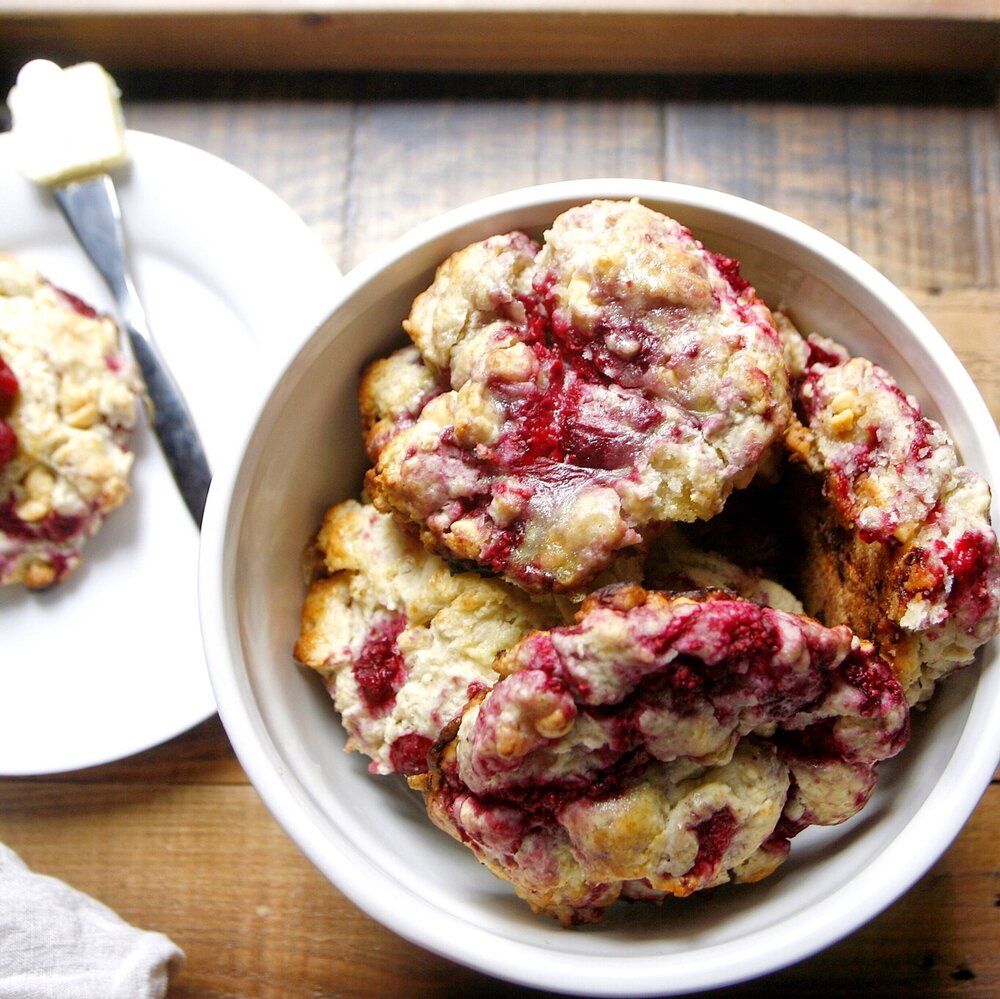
[294,499,567,776]
[414,585,909,924]
[362,200,791,593]
[779,318,1000,703]
[294,500,804,778]
[0,254,141,588]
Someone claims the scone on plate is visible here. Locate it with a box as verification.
[0,254,142,588]
[362,200,792,594]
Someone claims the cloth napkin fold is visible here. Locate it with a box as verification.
[0,843,183,999]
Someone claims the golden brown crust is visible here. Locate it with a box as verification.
[784,467,923,696]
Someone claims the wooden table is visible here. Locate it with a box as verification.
[1,64,999,998]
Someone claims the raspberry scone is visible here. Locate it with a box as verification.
[294,499,568,776]
[414,585,909,925]
[294,498,811,778]
[779,319,1000,704]
[0,254,141,588]
[362,200,792,593]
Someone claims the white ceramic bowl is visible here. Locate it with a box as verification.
[199,180,1000,996]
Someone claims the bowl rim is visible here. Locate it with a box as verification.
[199,178,1000,996]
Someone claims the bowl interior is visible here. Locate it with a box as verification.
[203,181,1000,996]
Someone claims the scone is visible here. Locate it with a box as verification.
[778,317,1000,703]
[0,254,141,588]
[362,200,791,593]
[294,499,805,778]
[294,499,567,776]
[414,585,909,925]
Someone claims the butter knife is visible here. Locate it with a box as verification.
[53,176,212,525]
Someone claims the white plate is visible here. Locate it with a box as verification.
[0,129,341,775]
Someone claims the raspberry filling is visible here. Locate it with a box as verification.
[54,285,99,319]
[442,260,763,587]
[475,599,904,797]
[485,282,669,472]
[388,733,434,777]
[905,529,1000,629]
[434,588,907,822]
[706,252,753,298]
[442,305,671,583]
[0,355,19,471]
[0,421,16,471]
[804,336,849,370]
[0,501,85,543]
[0,355,18,405]
[352,614,407,715]
[795,343,948,544]
[943,531,996,614]
[687,806,739,882]
[839,646,910,730]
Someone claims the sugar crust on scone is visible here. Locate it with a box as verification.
[414,585,909,924]
[0,254,141,588]
[362,200,792,593]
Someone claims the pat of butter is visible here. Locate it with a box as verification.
[7,60,128,185]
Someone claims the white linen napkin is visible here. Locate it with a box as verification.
[0,843,183,999]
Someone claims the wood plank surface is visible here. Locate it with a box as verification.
[1,3,999,74]
[1,70,999,998]
[1,725,997,998]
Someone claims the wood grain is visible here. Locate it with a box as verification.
[120,75,1000,285]
[1,767,997,998]
[1,71,999,998]
[1,4,999,75]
